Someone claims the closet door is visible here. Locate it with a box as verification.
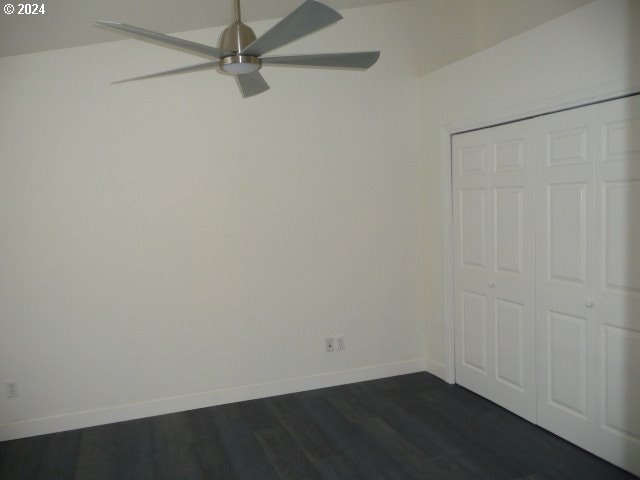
[453,121,536,422]
[593,95,640,474]
[535,106,597,451]
[453,95,639,475]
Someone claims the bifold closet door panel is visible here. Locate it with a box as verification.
[453,129,493,399]
[534,105,597,452]
[489,121,536,422]
[593,95,640,474]
[453,121,536,422]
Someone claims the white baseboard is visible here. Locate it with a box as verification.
[0,358,426,442]
[424,358,446,380]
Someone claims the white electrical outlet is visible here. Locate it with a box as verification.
[325,337,335,352]
[336,335,346,351]
[6,381,18,398]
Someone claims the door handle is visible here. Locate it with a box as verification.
[488,281,495,288]
[585,299,594,308]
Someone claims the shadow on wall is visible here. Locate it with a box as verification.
[619,2,639,469]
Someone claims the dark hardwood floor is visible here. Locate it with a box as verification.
[0,372,637,479]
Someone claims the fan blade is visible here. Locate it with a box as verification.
[96,21,231,60]
[235,71,270,98]
[262,51,380,69]
[111,61,220,85]
[241,0,342,57]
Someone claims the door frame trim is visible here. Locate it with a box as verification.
[440,78,640,385]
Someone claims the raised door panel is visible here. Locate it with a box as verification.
[495,299,525,390]
[547,183,588,285]
[601,326,640,441]
[547,311,588,418]
[594,95,640,476]
[495,188,523,275]
[494,138,524,172]
[602,181,640,294]
[602,117,640,163]
[547,127,588,166]
[460,189,487,269]
[459,145,487,176]
[461,291,488,373]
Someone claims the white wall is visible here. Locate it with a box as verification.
[0,1,433,439]
[419,0,640,375]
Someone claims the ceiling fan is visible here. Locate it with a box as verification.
[97,0,380,98]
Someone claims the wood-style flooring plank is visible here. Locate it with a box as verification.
[74,424,117,480]
[183,409,239,480]
[299,395,419,480]
[313,455,360,480]
[0,434,48,479]
[254,426,323,480]
[267,395,338,461]
[149,413,204,480]
[110,419,156,480]
[209,408,280,480]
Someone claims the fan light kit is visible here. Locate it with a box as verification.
[97,0,380,98]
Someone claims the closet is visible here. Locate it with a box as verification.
[452,95,640,476]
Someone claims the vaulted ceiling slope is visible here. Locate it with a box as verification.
[0,0,593,60]
[0,0,404,57]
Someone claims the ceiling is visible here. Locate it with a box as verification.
[0,0,406,58]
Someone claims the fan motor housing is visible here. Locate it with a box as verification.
[219,22,256,53]
[218,22,261,75]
